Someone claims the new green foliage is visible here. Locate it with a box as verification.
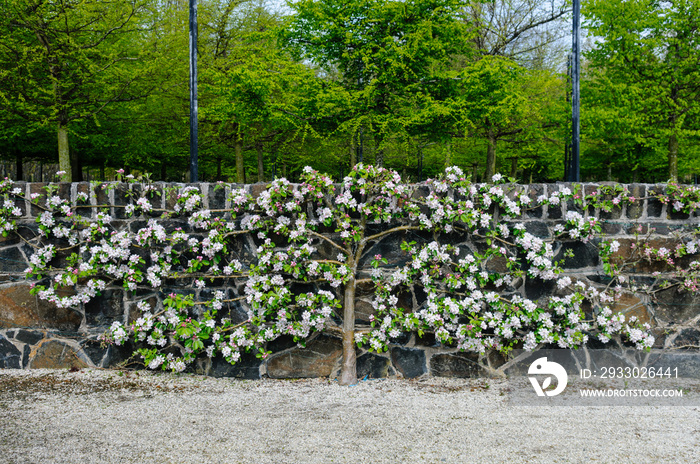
[584,0,700,181]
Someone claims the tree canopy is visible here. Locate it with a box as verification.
[1,0,699,183]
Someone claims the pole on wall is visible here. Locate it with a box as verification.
[189,0,198,182]
[568,0,581,182]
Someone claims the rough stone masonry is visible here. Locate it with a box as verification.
[0,181,699,379]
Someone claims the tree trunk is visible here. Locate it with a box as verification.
[339,272,357,385]
[445,140,452,168]
[58,121,71,181]
[256,143,264,183]
[235,137,245,184]
[374,134,383,167]
[668,132,678,182]
[510,157,517,178]
[71,148,81,182]
[350,136,357,168]
[15,153,23,181]
[485,132,497,182]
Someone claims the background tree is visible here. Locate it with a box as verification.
[0,0,161,181]
[281,0,472,167]
[584,0,700,182]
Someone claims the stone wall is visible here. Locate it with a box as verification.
[0,181,699,378]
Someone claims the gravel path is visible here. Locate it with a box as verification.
[1,369,698,464]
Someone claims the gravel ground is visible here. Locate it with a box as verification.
[1,369,698,464]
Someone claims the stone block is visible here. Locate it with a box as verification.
[391,347,426,378]
[95,183,111,210]
[28,183,48,217]
[547,205,562,220]
[74,182,92,218]
[0,284,82,332]
[525,185,544,219]
[0,230,20,246]
[0,246,28,272]
[599,206,622,220]
[208,183,227,211]
[7,188,26,217]
[626,184,645,219]
[85,290,124,327]
[430,352,488,378]
[8,328,44,345]
[266,334,341,378]
[206,352,261,379]
[162,184,182,211]
[247,182,268,200]
[599,222,622,236]
[566,197,584,215]
[671,328,700,350]
[554,241,599,269]
[0,334,21,368]
[79,338,112,367]
[267,334,297,353]
[646,186,664,217]
[524,221,550,238]
[357,352,393,379]
[653,287,700,324]
[415,332,437,347]
[360,229,413,269]
[523,277,555,301]
[610,293,652,325]
[28,339,92,369]
[113,183,131,219]
[56,182,70,202]
[668,208,690,220]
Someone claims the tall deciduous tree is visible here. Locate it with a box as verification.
[282,0,472,167]
[0,0,156,181]
[452,56,562,180]
[585,0,700,181]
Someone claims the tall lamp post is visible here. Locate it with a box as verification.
[567,0,581,182]
[189,0,198,182]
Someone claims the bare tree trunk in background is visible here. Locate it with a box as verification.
[235,136,245,184]
[58,121,71,181]
[485,131,497,181]
[374,135,384,167]
[257,143,264,183]
[445,140,452,168]
[668,132,678,182]
[350,137,357,167]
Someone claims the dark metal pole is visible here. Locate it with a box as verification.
[569,0,580,182]
[189,0,198,182]
[564,53,572,180]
